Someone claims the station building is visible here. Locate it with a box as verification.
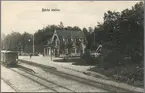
[44,30,87,57]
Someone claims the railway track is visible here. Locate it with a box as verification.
[2,60,133,92]
[11,67,76,92]
[2,63,108,92]
[18,60,132,92]
[2,65,75,92]
[1,77,19,92]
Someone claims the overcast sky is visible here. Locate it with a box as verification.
[2,1,140,35]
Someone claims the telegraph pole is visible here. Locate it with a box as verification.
[50,40,52,61]
[33,33,35,56]
[94,31,95,44]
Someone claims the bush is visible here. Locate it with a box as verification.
[82,49,95,64]
[94,56,102,64]
[131,52,143,64]
[101,50,123,68]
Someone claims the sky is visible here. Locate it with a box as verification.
[1,1,140,35]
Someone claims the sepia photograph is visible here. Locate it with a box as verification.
[1,1,144,92]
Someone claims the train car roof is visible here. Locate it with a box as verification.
[1,50,18,53]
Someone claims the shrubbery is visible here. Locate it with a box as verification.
[102,50,123,67]
[82,49,95,64]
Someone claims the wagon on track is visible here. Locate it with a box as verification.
[1,50,18,67]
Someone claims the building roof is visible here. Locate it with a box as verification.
[45,30,86,46]
[47,38,52,44]
[55,30,85,39]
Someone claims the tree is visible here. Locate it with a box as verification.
[1,33,6,49]
[20,32,32,53]
[64,26,81,31]
[88,27,93,34]
[59,21,64,28]
[88,1,144,66]
[1,32,22,51]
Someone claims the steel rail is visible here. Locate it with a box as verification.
[15,66,76,92]
[2,65,58,92]
[19,60,131,92]
[1,77,20,92]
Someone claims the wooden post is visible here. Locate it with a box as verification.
[75,48,77,54]
[33,33,35,56]
[51,47,52,61]
[48,48,51,55]
[44,48,45,56]
[47,48,48,56]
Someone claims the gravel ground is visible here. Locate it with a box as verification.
[18,56,108,79]
[19,56,93,72]
[1,64,107,92]
[18,56,144,92]
[1,65,55,92]
[1,79,16,92]
[21,63,108,92]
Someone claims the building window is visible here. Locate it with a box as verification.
[63,38,65,42]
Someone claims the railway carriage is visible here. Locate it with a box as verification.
[1,50,18,66]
